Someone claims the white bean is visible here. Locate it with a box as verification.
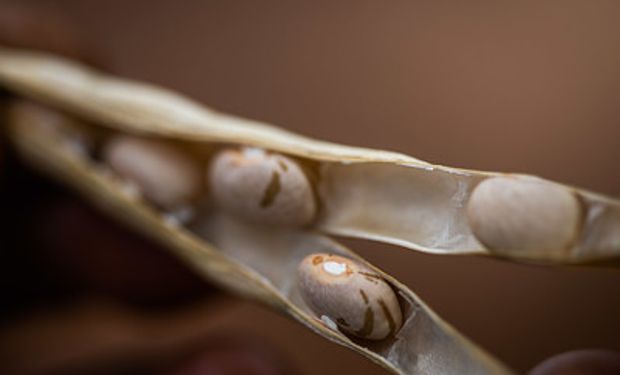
[467,176,583,258]
[103,135,202,210]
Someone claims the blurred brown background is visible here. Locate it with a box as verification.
[2,1,620,374]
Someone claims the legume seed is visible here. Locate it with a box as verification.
[467,176,582,259]
[298,253,402,340]
[103,135,202,210]
[208,147,316,227]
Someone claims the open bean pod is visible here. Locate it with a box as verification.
[2,45,619,372]
[0,47,524,374]
[0,47,618,264]
[4,101,510,375]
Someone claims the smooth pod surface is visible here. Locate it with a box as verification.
[208,147,316,227]
[467,176,583,259]
[298,253,402,340]
[103,135,202,210]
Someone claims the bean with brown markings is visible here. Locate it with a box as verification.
[297,253,402,340]
[208,147,316,227]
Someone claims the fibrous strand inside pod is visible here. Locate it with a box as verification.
[466,176,583,260]
[297,253,403,340]
[208,147,317,227]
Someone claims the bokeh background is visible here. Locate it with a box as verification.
[1,1,620,374]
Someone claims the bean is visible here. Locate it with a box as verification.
[467,176,582,258]
[297,253,402,340]
[208,147,316,227]
[103,135,202,210]
[528,349,620,375]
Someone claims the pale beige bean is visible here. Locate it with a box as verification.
[298,253,402,340]
[103,135,202,210]
[467,176,583,258]
[208,147,316,227]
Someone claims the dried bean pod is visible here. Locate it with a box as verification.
[1,47,618,263]
[298,253,402,340]
[3,56,516,375]
[467,176,583,260]
[208,147,316,227]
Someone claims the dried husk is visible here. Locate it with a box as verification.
[1,45,619,371]
[0,47,523,375]
[6,98,512,375]
[1,47,618,264]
